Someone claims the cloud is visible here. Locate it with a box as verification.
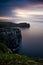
[0,0,43,17]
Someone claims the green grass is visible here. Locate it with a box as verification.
[0,43,12,53]
[0,54,43,65]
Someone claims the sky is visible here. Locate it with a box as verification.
[0,0,43,23]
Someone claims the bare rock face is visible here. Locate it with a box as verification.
[0,28,22,53]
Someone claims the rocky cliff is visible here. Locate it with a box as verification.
[0,27,22,53]
[0,22,30,28]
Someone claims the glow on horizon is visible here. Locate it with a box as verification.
[12,9,32,18]
[12,9,43,16]
[0,17,19,20]
[12,3,43,16]
[0,9,43,21]
[0,3,43,22]
[0,17,14,20]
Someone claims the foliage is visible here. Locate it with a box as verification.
[0,43,12,53]
[0,54,43,65]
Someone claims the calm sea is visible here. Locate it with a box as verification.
[19,22,43,58]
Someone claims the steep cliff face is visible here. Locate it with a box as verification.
[0,28,22,53]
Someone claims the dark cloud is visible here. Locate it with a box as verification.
[0,0,43,9]
[0,0,43,8]
[0,0,43,3]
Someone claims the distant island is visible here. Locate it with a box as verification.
[0,22,30,28]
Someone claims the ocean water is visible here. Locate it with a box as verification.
[19,22,43,58]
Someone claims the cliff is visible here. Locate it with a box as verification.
[0,22,30,28]
[0,27,22,53]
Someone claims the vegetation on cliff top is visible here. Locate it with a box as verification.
[0,53,43,65]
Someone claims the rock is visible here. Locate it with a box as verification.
[0,27,22,53]
[17,23,30,28]
[0,22,30,28]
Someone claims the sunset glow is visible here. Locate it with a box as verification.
[12,9,43,17]
[12,9,29,18]
[0,17,13,20]
[0,9,43,21]
[0,1,43,22]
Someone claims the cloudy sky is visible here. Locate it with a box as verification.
[0,0,43,23]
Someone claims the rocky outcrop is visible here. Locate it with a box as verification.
[17,23,30,28]
[0,28,22,53]
[0,22,30,28]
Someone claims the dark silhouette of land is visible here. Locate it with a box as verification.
[0,22,30,28]
[0,27,22,53]
[0,22,30,53]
